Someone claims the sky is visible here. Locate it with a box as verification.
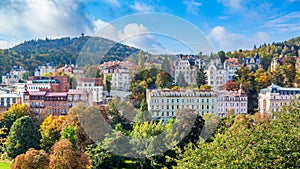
[0,0,300,54]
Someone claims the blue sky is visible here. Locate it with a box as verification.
[0,0,300,53]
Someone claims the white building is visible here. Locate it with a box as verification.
[217,88,248,116]
[99,61,136,91]
[206,59,228,90]
[223,58,241,81]
[34,62,57,76]
[76,78,104,105]
[146,89,217,123]
[0,93,22,112]
[2,66,27,85]
[174,56,203,85]
[258,84,300,114]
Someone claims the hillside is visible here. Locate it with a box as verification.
[223,37,300,70]
[0,36,141,73]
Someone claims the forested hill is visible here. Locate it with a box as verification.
[0,36,140,72]
[221,37,300,70]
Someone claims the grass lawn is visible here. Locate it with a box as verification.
[0,161,11,169]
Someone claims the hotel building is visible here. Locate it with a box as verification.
[258,84,300,113]
[146,89,217,123]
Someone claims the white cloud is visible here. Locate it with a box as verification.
[130,2,154,12]
[103,0,121,8]
[93,22,165,53]
[209,26,271,51]
[218,0,242,10]
[183,0,202,15]
[118,23,164,51]
[265,12,300,32]
[0,0,94,49]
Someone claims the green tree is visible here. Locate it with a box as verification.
[22,72,31,80]
[134,99,151,123]
[196,65,207,88]
[218,51,227,64]
[161,56,172,75]
[174,102,300,169]
[61,126,77,148]
[155,71,173,89]
[176,72,188,88]
[104,74,112,96]
[5,116,40,158]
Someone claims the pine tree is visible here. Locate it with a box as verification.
[196,65,207,88]
[137,50,145,72]
[176,72,188,88]
[161,56,172,75]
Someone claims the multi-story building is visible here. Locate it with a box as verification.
[99,61,136,91]
[146,89,217,123]
[23,86,90,117]
[34,62,57,76]
[258,84,300,114]
[216,87,248,116]
[0,93,22,112]
[206,59,228,90]
[2,66,27,85]
[243,54,261,70]
[224,58,241,80]
[76,78,104,104]
[174,56,203,85]
[270,55,285,72]
[15,76,70,95]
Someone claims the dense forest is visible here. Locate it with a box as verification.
[0,36,141,73]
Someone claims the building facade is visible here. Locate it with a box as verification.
[258,84,300,113]
[206,59,228,90]
[224,58,241,81]
[34,62,57,76]
[174,56,203,85]
[146,89,217,123]
[76,78,104,104]
[216,88,248,116]
[0,93,22,112]
[99,61,136,91]
[243,54,261,70]
[15,76,70,95]
[23,87,90,117]
[2,66,27,85]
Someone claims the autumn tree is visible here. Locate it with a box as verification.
[155,71,173,89]
[40,115,66,152]
[49,139,90,169]
[0,104,31,133]
[11,148,49,169]
[5,116,40,158]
